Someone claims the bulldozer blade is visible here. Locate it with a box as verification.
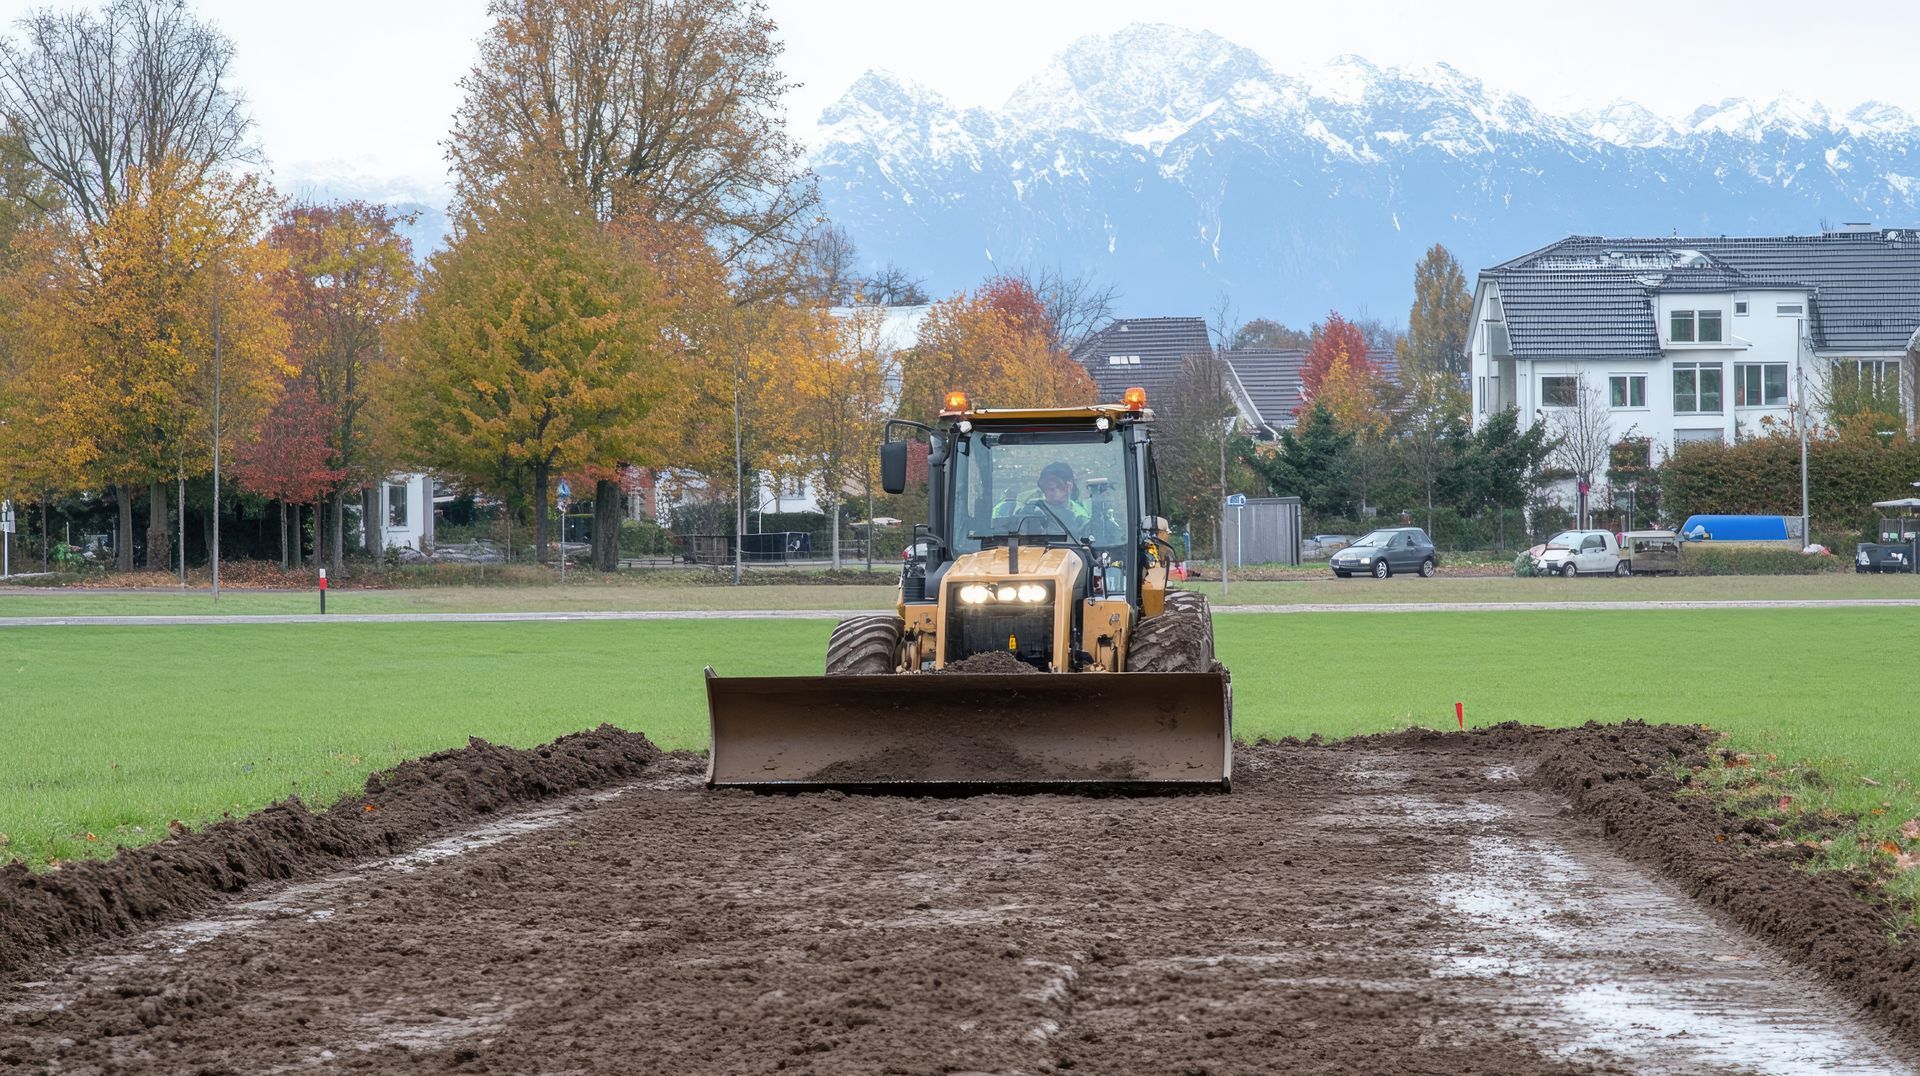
[704,668,1232,792]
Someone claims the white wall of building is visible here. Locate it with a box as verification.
[1468,285,1834,458]
[378,473,434,552]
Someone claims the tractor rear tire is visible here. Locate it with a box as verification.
[1161,590,1214,655]
[825,614,904,675]
[1129,601,1213,674]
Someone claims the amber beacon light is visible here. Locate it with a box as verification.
[1122,386,1148,411]
[943,390,971,413]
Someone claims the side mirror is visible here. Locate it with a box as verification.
[880,440,908,494]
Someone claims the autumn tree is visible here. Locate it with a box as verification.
[899,280,1097,420]
[233,383,344,569]
[0,128,65,510]
[5,161,287,571]
[1233,318,1310,350]
[1156,350,1248,537]
[999,264,1118,353]
[0,0,254,226]
[448,0,818,567]
[390,169,663,563]
[1299,312,1369,405]
[1399,244,1473,380]
[1395,245,1473,530]
[791,305,898,565]
[269,201,416,573]
[448,0,815,266]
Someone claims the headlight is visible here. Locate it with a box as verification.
[958,584,991,604]
[1359,556,1372,564]
[996,585,1018,602]
[1017,584,1047,602]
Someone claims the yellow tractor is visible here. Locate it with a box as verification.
[704,387,1232,791]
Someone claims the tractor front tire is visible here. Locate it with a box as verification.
[1161,590,1215,656]
[825,614,904,675]
[1130,598,1213,674]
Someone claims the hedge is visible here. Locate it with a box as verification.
[1674,546,1848,576]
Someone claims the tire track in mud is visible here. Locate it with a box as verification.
[2,732,1913,1074]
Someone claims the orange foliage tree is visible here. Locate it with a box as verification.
[269,201,416,572]
[900,277,1097,420]
[3,161,288,571]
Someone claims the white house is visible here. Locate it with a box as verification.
[1468,226,1920,510]
[377,473,436,552]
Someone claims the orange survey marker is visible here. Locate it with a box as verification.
[1455,701,1465,730]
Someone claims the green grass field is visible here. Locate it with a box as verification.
[1,570,1914,618]
[0,583,898,616]
[4,607,1917,879]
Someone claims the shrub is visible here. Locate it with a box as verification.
[619,518,672,557]
[1513,552,1536,577]
[1677,546,1847,576]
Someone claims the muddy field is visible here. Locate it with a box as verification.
[4,724,1919,1074]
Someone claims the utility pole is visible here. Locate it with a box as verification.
[1797,329,1811,549]
[177,466,185,589]
[1218,413,1229,596]
[732,378,743,587]
[211,291,223,602]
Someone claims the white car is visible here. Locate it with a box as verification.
[1532,530,1628,577]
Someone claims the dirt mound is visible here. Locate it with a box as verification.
[0,725,662,980]
[937,650,1038,673]
[1525,720,1920,1047]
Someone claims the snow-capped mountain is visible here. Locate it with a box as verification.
[813,24,1920,326]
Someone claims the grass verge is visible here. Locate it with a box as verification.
[3,607,1916,918]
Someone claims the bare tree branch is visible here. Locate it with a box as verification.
[0,0,254,226]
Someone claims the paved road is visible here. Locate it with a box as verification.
[3,597,1918,627]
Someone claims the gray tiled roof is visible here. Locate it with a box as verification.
[1228,349,1397,432]
[1487,229,1920,357]
[1494,269,1662,359]
[1071,317,1212,403]
[1223,348,1307,433]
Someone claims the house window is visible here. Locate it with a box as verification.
[1776,302,1804,316]
[1670,310,1723,342]
[1673,363,1723,413]
[386,483,408,527]
[1106,354,1141,366]
[1735,363,1788,407]
[1540,375,1578,407]
[1609,374,1646,408]
[1734,300,1749,315]
[1477,376,1488,413]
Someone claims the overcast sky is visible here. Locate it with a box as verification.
[2,0,1915,195]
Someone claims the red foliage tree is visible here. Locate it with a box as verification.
[979,275,1051,342]
[1300,311,1376,406]
[233,385,347,569]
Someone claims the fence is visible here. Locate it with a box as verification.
[1219,497,1302,567]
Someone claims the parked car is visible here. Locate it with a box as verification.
[1302,533,1357,559]
[1856,542,1916,573]
[1533,530,1628,577]
[1329,528,1438,579]
[1621,530,1681,575]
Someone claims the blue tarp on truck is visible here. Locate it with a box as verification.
[1678,515,1792,541]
